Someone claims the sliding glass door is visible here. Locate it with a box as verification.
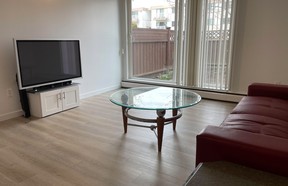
[123,0,236,91]
[195,0,235,90]
[129,0,177,82]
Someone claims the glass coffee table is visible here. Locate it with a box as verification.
[110,87,201,152]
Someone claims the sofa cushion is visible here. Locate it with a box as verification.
[221,97,288,138]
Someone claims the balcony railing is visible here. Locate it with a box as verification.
[131,28,229,84]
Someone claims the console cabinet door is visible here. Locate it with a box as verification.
[28,84,80,117]
[62,85,80,110]
[40,89,63,117]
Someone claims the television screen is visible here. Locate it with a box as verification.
[15,40,82,90]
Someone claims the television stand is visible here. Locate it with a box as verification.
[27,83,79,117]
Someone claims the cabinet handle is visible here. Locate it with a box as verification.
[63,92,66,99]
[58,93,61,100]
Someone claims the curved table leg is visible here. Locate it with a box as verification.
[157,110,166,152]
[172,109,178,131]
[122,106,128,133]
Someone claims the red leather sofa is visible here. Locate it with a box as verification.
[196,83,288,176]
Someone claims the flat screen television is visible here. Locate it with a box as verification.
[15,39,82,90]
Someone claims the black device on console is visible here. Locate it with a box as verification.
[16,74,30,118]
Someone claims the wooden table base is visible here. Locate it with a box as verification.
[121,107,182,152]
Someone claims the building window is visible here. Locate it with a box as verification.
[156,8,165,18]
[172,21,175,27]
[156,21,166,27]
[132,11,138,20]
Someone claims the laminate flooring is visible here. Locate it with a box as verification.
[0,89,236,186]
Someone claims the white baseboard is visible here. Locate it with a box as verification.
[192,89,243,102]
[0,110,23,122]
[80,84,121,99]
[121,81,244,103]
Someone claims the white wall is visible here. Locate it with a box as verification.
[231,0,288,93]
[0,0,122,121]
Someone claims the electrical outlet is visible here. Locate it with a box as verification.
[6,88,13,97]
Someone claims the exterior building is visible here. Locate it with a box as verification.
[132,0,231,31]
[151,6,175,29]
[132,8,151,28]
[132,0,175,29]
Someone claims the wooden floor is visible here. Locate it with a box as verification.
[0,90,236,186]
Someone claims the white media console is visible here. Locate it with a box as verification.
[27,83,80,117]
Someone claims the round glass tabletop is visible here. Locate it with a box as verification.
[110,87,201,110]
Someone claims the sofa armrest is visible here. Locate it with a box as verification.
[248,83,288,100]
[196,125,288,176]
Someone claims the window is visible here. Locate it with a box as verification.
[172,7,175,14]
[172,21,175,27]
[156,21,166,29]
[123,0,236,91]
[156,8,165,18]
[132,11,138,21]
